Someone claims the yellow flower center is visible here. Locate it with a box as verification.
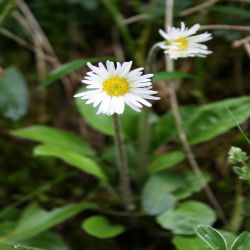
[174,38,188,49]
[103,77,129,96]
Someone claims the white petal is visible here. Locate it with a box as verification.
[159,29,169,40]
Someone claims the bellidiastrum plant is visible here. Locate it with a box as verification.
[5,0,250,249]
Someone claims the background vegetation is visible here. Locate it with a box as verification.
[1,0,250,249]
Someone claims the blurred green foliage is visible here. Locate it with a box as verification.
[1,0,250,249]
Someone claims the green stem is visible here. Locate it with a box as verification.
[165,0,227,223]
[113,114,134,211]
[226,179,244,233]
[138,43,161,181]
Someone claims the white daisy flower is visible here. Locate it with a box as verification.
[74,61,160,116]
[158,22,212,59]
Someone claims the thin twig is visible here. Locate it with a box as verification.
[226,0,250,2]
[244,42,250,57]
[200,24,250,32]
[122,14,150,25]
[138,42,161,181]
[233,36,250,47]
[180,0,220,16]
[165,0,227,223]
[232,36,250,57]
[113,114,135,211]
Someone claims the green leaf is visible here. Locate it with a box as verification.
[0,67,29,120]
[142,189,176,216]
[0,244,44,250]
[153,71,196,82]
[34,145,108,182]
[157,201,216,235]
[142,170,209,215]
[141,174,177,215]
[0,222,16,238]
[230,231,250,250]
[153,96,250,147]
[7,231,69,250]
[173,236,211,250]
[152,106,194,147]
[188,97,250,145]
[148,151,185,174]
[195,225,228,250]
[81,215,125,239]
[5,203,95,242]
[226,106,250,145]
[38,57,113,88]
[141,171,209,215]
[12,125,95,157]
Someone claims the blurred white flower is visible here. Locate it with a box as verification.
[74,61,159,115]
[159,22,212,59]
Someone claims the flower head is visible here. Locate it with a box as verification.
[159,22,212,59]
[228,146,248,165]
[74,61,160,115]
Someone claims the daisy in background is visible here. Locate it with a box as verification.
[159,22,212,59]
[74,61,160,115]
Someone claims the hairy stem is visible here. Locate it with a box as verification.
[138,43,161,181]
[113,114,134,211]
[165,0,227,223]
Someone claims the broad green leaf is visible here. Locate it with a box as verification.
[157,201,216,235]
[7,231,69,250]
[0,222,16,238]
[152,96,250,147]
[141,173,177,215]
[152,106,194,148]
[195,225,228,250]
[142,186,177,215]
[173,236,211,250]
[153,71,196,82]
[0,244,44,250]
[0,67,29,120]
[5,203,96,241]
[188,97,250,145]
[148,151,185,174]
[12,125,94,157]
[209,6,250,19]
[39,57,112,88]
[34,145,107,182]
[81,215,125,239]
[141,171,209,215]
[220,231,236,248]
[230,231,250,250]
[226,106,250,145]
[141,171,208,215]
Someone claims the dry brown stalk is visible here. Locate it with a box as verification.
[200,25,250,32]
[165,0,227,223]
[180,0,220,16]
